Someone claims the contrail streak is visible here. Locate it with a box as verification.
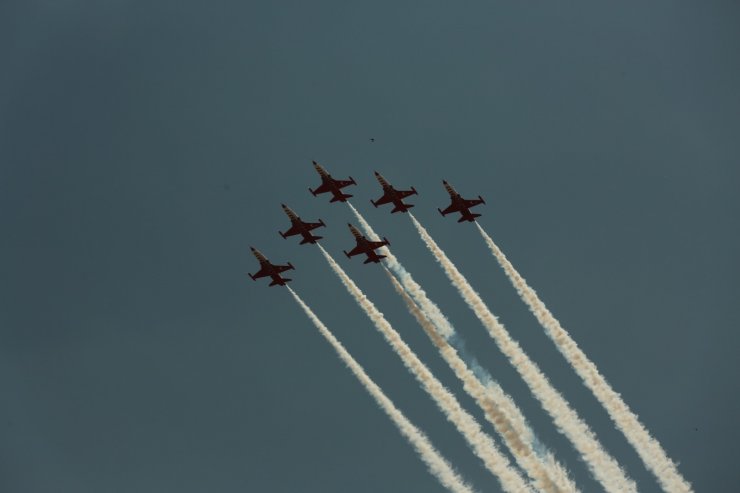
[348,203,576,493]
[287,287,476,493]
[476,223,692,493]
[386,269,579,493]
[349,204,576,483]
[409,214,637,493]
[318,245,534,493]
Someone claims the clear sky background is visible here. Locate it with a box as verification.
[1,1,739,492]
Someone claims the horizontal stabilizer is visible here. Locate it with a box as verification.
[300,235,322,245]
[330,193,353,203]
[458,213,481,223]
[363,255,386,264]
[391,203,414,214]
[269,278,291,287]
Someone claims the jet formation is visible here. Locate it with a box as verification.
[250,161,485,286]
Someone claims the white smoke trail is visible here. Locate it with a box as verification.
[386,269,579,493]
[476,224,692,493]
[349,205,574,471]
[287,287,476,493]
[348,203,576,492]
[317,245,534,493]
[409,214,637,493]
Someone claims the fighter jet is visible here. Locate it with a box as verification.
[370,171,418,213]
[438,180,485,222]
[343,223,390,264]
[279,204,325,245]
[309,161,357,203]
[248,247,294,287]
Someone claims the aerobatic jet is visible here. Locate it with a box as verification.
[370,171,418,213]
[248,247,294,287]
[309,161,356,203]
[278,204,325,245]
[438,180,485,222]
[343,223,390,264]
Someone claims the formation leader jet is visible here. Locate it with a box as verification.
[309,161,356,203]
[248,247,294,287]
[343,224,390,264]
[438,180,486,222]
[279,204,325,245]
[371,171,418,213]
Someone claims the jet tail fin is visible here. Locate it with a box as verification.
[300,235,322,245]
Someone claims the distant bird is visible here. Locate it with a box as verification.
[369,138,375,143]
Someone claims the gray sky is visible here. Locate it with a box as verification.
[1,1,739,492]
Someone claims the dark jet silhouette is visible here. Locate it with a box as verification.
[438,180,485,222]
[279,204,325,245]
[371,171,418,213]
[309,161,356,203]
[248,247,294,287]
[343,223,390,264]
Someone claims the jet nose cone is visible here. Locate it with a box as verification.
[281,204,287,208]
[374,171,380,176]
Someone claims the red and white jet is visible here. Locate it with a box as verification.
[371,171,418,213]
[438,180,485,222]
[279,204,325,245]
[248,247,294,287]
[343,224,390,264]
[309,161,356,203]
